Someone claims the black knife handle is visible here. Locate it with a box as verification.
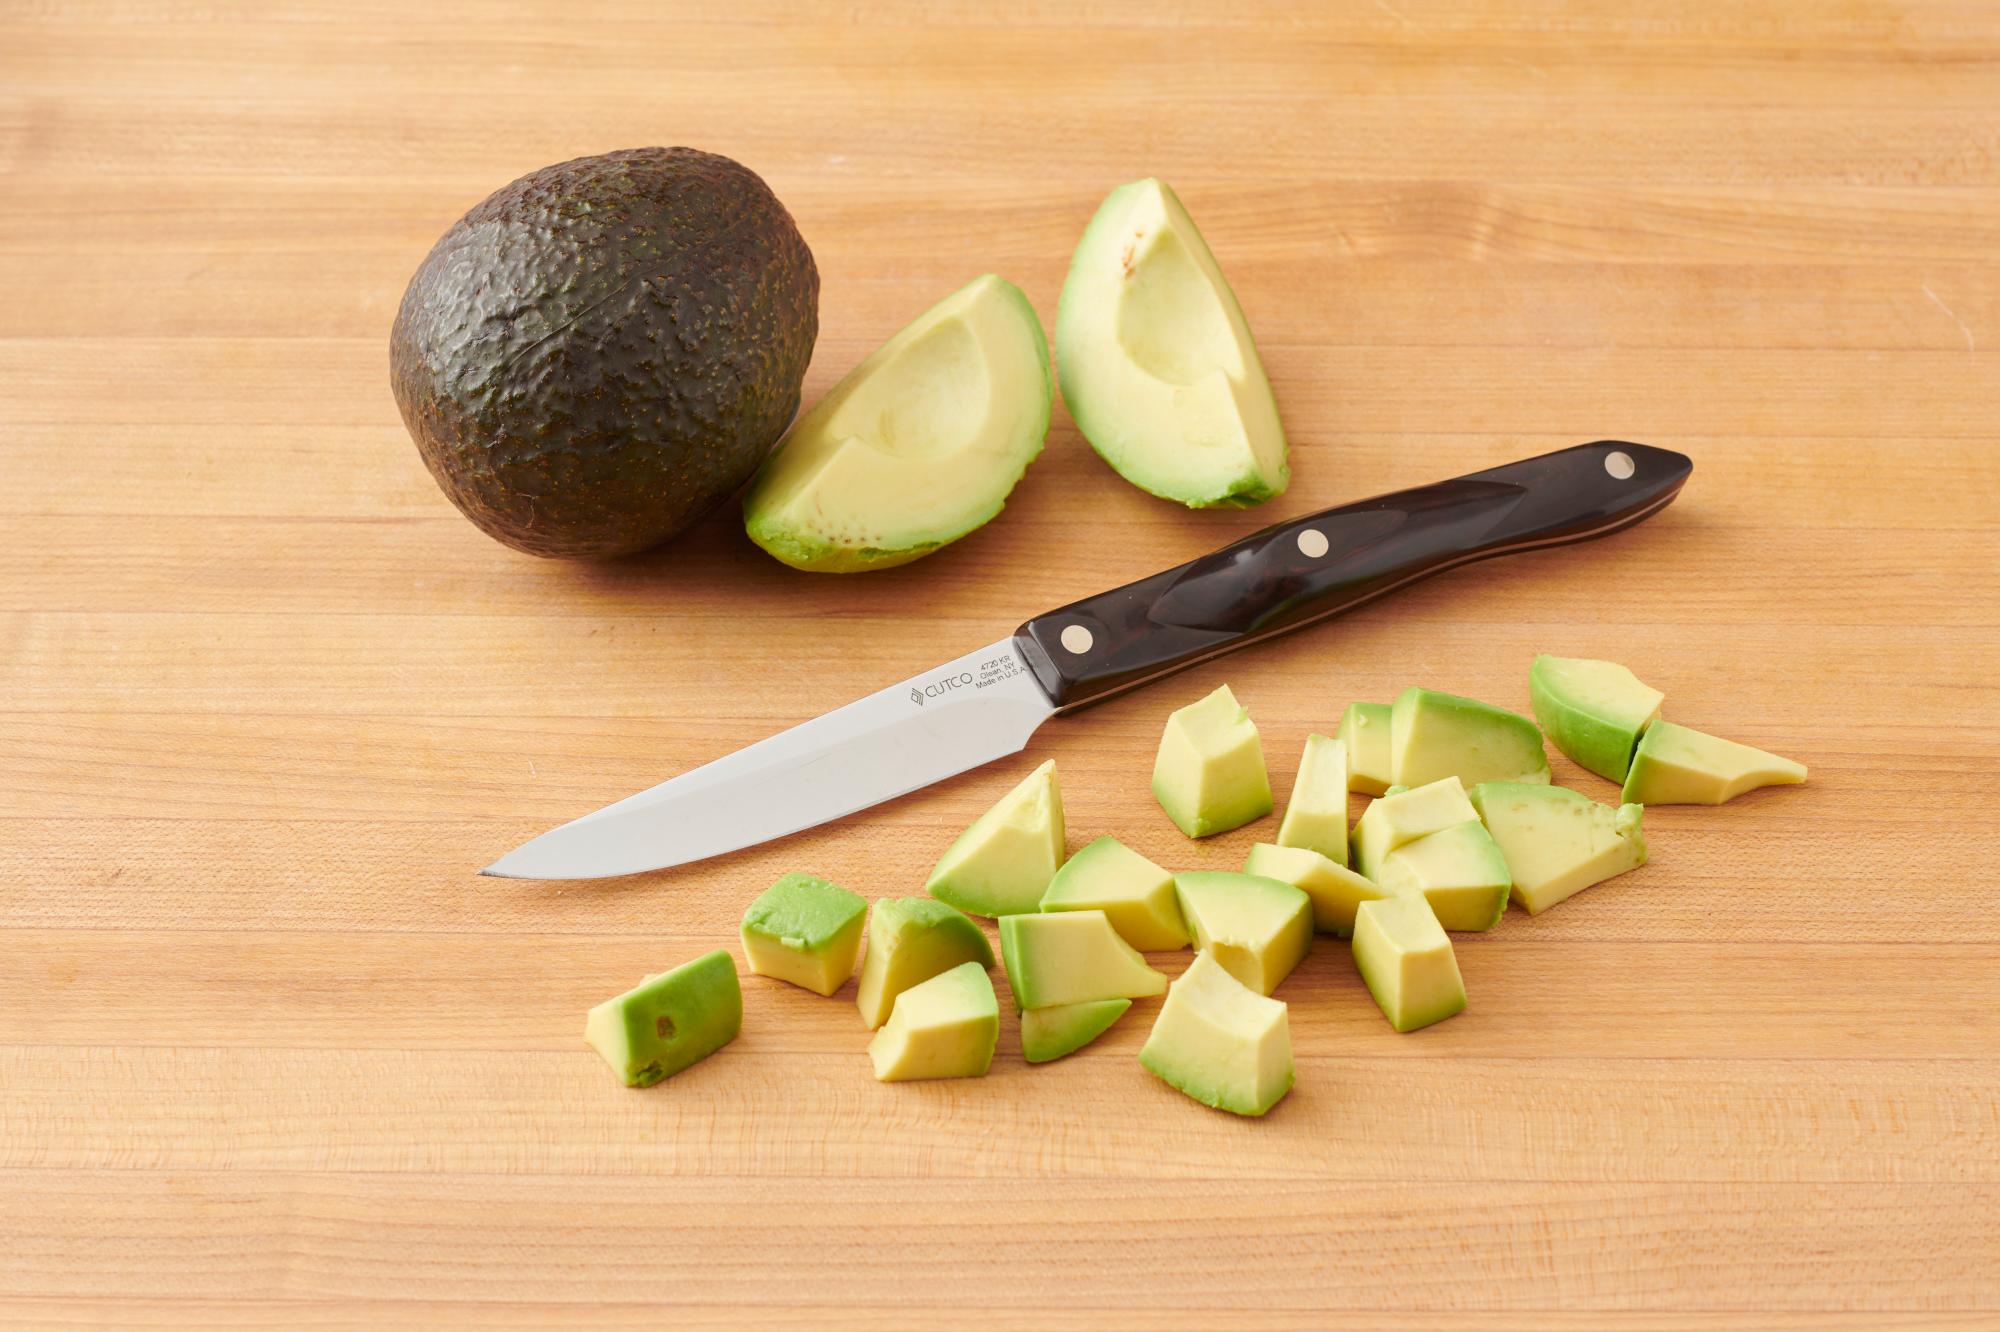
[1014,440,1691,712]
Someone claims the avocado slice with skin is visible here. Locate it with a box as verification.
[1351,776,1479,880]
[1529,655,1665,783]
[868,961,999,1082]
[1389,686,1551,790]
[1152,684,1273,838]
[925,760,1066,918]
[1339,702,1395,796]
[739,872,867,997]
[1243,842,1396,938]
[584,950,743,1087]
[1621,721,1807,805]
[1056,179,1288,507]
[1040,835,1191,951]
[1173,872,1313,997]
[1470,781,1647,914]
[855,897,994,1030]
[1275,733,1349,865]
[1352,894,1466,1033]
[744,274,1052,572]
[999,910,1169,1010]
[392,148,818,558]
[1021,998,1134,1064]
[1375,820,1511,932]
[1139,950,1294,1116]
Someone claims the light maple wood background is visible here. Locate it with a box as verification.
[5,1,2000,1326]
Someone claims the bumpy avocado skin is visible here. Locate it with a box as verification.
[391,148,819,558]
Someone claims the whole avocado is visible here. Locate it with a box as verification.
[391,148,818,558]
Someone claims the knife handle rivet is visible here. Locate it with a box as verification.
[1604,450,1636,480]
[1296,529,1329,559]
[1059,624,1094,655]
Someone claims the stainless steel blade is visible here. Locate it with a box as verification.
[481,638,1056,880]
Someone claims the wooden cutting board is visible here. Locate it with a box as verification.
[4,2,1998,1324]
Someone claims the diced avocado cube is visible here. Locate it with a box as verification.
[1020,998,1133,1064]
[1040,835,1190,951]
[1352,895,1465,1033]
[1152,684,1272,838]
[584,950,742,1088]
[999,910,1169,1010]
[1139,949,1294,1116]
[739,872,868,996]
[1470,781,1647,914]
[855,897,994,1030]
[1528,654,1665,783]
[1621,721,1807,805]
[1389,686,1550,790]
[1173,871,1313,996]
[1339,701,1395,796]
[1275,732,1348,864]
[1375,820,1511,932]
[867,961,999,1082]
[1242,841,1395,938]
[1350,776,1479,879]
[925,759,1066,918]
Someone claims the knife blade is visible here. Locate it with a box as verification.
[483,439,1691,880]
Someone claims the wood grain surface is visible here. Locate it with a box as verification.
[5,2,1999,1325]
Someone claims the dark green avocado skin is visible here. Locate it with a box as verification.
[391,148,818,558]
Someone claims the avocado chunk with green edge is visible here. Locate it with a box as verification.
[1173,871,1313,996]
[1351,776,1479,879]
[1529,655,1665,782]
[925,759,1065,918]
[739,872,867,996]
[1621,721,1808,805]
[1000,910,1170,1010]
[1040,835,1191,951]
[1021,998,1133,1064]
[1275,733,1349,864]
[1470,781,1647,914]
[391,148,818,558]
[584,950,742,1087]
[1056,179,1288,508]
[1376,820,1511,932]
[868,961,998,1082]
[1243,842,1397,938]
[1152,684,1272,838]
[1339,701,1395,796]
[1140,950,1294,1116]
[855,897,994,1030]
[1390,686,1551,790]
[743,274,1052,572]
[1352,895,1465,1033]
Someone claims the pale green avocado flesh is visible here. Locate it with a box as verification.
[1021,998,1133,1064]
[1040,835,1191,951]
[1528,654,1665,783]
[1173,871,1313,996]
[1056,179,1288,508]
[1243,842,1396,938]
[1275,732,1349,864]
[1000,910,1168,1010]
[584,949,743,1087]
[868,961,999,1082]
[1352,895,1465,1033]
[1152,684,1272,838]
[1351,776,1479,880]
[1621,721,1807,805]
[1375,819,1511,932]
[1139,950,1294,1116]
[744,274,1052,571]
[739,872,868,996]
[1470,781,1647,914]
[925,759,1066,918]
[855,897,994,1030]
[1390,686,1551,790]
[1339,702,1395,796]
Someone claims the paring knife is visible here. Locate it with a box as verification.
[484,440,1691,880]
